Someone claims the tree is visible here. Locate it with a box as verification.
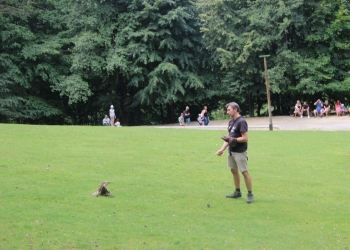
[198,0,350,116]
[0,0,69,123]
[63,0,216,125]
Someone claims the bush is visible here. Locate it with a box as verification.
[209,101,228,120]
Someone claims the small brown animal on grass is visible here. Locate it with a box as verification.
[92,181,111,197]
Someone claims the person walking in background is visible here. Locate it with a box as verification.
[109,105,115,126]
[323,100,331,117]
[335,100,342,116]
[313,99,323,118]
[201,105,210,125]
[183,106,191,126]
[215,102,254,204]
[102,115,110,126]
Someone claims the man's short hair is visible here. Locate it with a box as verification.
[226,102,240,112]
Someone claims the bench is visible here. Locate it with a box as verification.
[329,109,349,115]
[290,109,349,117]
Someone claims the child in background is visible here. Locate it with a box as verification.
[340,104,346,116]
[114,119,121,127]
[178,113,185,126]
[197,114,203,125]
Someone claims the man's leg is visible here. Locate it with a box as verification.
[242,171,254,203]
[231,168,240,189]
[226,168,241,198]
[242,171,252,191]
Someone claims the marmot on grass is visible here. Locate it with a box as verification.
[92,181,111,197]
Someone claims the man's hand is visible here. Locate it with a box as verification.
[216,149,224,156]
[221,135,237,147]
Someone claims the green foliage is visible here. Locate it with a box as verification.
[115,0,214,106]
[53,75,92,104]
[57,0,217,124]
[0,80,25,120]
[0,0,71,123]
[25,96,63,118]
[209,100,229,120]
[2,0,350,124]
[198,0,350,115]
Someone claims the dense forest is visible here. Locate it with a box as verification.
[1,0,350,125]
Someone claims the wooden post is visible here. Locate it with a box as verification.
[259,55,273,131]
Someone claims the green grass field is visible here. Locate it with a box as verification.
[0,124,349,249]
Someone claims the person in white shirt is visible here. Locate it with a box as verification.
[109,105,115,126]
[114,119,121,127]
[102,115,110,126]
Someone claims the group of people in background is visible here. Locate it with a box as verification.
[102,105,121,126]
[294,99,349,118]
[178,105,210,126]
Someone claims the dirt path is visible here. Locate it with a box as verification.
[154,115,350,131]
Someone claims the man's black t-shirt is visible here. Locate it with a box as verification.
[228,116,248,153]
[184,109,190,118]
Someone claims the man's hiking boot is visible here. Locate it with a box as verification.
[247,193,254,204]
[226,190,242,198]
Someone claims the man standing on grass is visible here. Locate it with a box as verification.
[216,102,254,204]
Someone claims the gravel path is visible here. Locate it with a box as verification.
[153,115,350,131]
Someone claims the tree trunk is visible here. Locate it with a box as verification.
[257,92,261,117]
[160,104,164,124]
[275,93,281,115]
[116,68,128,125]
[249,93,254,117]
[169,101,175,123]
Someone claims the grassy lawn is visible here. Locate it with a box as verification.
[0,124,349,249]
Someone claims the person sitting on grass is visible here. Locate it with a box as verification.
[301,101,310,118]
[114,119,121,127]
[294,100,302,118]
[102,115,110,126]
[323,100,331,117]
[313,99,324,118]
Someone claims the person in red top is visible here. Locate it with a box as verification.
[335,100,342,117]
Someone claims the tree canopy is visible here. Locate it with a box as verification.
[1,0,350,124]
[199,0,350,115]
